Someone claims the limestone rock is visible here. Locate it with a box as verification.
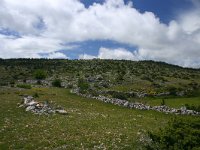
[19,95,67,115]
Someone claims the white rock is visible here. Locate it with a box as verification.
[27,101,38,106]
[26,106,35,111]
[56,109,68,115]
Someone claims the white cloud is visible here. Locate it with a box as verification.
[79,54,97,60]
[98,47,137,60]
[46,52,68,59]
[0,0,200,67]
[0,34,65,58]
[79,47,138,60]
[80,45,200,68]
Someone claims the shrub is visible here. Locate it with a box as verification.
[23,79,26,83]
[52,79,62,87]
[112,92,127,100]
[78,78,89,94]
[141,75,153,82]
[146,118,200,150]
[89,89,99,97]
[33,92,39,98]
[167,86,177,96]
[10,81,15,87]
[17,84,31,89]
[67,84,73,89]
[34,69,47,80]
[0,81,8,86]
[10,81,15,85]
[185,104,200,112]
[161,99,165,106]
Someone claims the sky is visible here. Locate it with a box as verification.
[0,0,200,68]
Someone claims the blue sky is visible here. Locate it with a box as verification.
[0,0,200,67]
[83,0,194,23]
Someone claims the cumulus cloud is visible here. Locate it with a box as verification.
[98,47,137,60]
[0,0,200,67]
[0,34,65,58]
[79,47,138,60]
[46,52,68,59]
[79,54,97,60]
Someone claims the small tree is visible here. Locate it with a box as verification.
[34,69,47,80]
[78,78,89,94]
[161,99,165,106]
[52,79,62,87]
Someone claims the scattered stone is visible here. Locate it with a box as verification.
[19,95,67,115]
[124,101,129,107]
[55,109,68,115]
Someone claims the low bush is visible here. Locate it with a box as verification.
[160,99,165,106]
[112,92,127,100]
[146,117,200,150]
[185,104,200,112]
[34,69,47,80]
[167,86,177,96]
[78,78,89,94]
[17,84,32,89]
[33,92,39,98]
[0,81,8,86]
[52,79,62,87]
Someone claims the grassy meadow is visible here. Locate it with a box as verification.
[0,87,199,149]
[0,59,200,149]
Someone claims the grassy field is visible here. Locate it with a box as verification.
[0,87,199,149]
[128,96,200,108]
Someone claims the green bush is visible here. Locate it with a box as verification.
[112,92,127,100]
[78,78,89,94]
[160,99,165,106]
[67,84,73,89]
[17,84,32,89]
[185,104,200,112]
[10,81,15,85]
[0,81,8,86]
[33,92,39,98]
[167,86,177,96]
[146,118,200,150]
[88,89,99,97]
[34,69,47,80]
[52,79,62,87]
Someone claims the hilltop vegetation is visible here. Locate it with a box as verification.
[0,59,200,93]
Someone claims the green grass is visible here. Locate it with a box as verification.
[135,97,200,108]
[0,87,199,149]
[110,80,152,92]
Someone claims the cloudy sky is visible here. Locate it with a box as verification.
[0,0,200,68]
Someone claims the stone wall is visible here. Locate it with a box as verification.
[71,89,200,116]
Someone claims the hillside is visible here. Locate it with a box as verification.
[1,59,200,89]
[0,59,200,149]
[1,59,200,101]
